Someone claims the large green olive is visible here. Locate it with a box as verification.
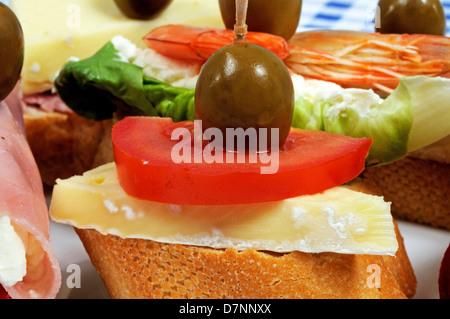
[219,0,302,41]
[113,0,173,20]
[376,0,446,35]
[195,43,294,149]
[0,3,24,101]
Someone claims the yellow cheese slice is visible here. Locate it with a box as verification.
[49,163,398,255]
[9,0,223,94]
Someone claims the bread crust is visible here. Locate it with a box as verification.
[363,156,450,230]
[73,178,416,299]
[23,108,113,185]
[75,219,415,299]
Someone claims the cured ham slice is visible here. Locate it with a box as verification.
[4,82,25,133]
[0,89,61,299]
[22,92,72,114]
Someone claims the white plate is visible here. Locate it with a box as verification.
[49,218,450,299]
[395,220,449,299]
[50,222,110,299]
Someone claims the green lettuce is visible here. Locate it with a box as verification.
[292,76,450,165]
[54,41,196,122]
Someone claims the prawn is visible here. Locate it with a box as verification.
[143,24,290,62]
[286,30,450,94]
[143,25,450,94]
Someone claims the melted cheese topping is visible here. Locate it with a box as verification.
[49,163,398,255]
[10,0,223,94]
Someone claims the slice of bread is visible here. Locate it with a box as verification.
[363,154,449,230]
[23,108,114,186]
[70,179,416,299]
[74,219,415,299]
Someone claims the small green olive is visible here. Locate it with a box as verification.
[0,3,24,101]
[376,0,446,35]
[195,43,294,149]
[219,0,302,41]
[113,0,172,20]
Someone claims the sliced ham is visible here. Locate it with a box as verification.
[23,92,73,114]
[0,89,61,298]
[4,81,25,134]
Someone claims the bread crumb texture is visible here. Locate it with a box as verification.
[364,157,450,230]
[24,111,113,185]
[76,224,416,299]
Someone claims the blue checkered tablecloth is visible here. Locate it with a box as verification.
[297,0,450,36]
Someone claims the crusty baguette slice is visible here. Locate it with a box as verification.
[23,108,114,186]
[363,156,450,230]
[75,220,415,299]
[72,179,416,299]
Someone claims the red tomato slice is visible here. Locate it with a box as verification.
[112,117,372,205]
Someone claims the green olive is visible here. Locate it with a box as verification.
[0,3,24,101]
[219,0,302,41]
[376,0,446,35]
[113,0,172,20]
[195,43,294,149]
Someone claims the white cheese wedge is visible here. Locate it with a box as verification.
[9,0,223,94]
[49,163,398,255]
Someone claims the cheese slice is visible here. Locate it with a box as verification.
[9,0,223,94]
[49,163,398,255]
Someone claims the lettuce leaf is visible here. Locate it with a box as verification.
[292,75,450,165]
[54,41,195,122]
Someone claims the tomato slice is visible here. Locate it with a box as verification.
[112,117,372,205]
